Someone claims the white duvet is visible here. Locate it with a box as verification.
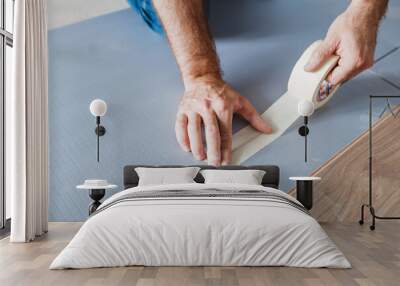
[50,183,350,269]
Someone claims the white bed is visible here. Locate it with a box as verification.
[50,183,350,269]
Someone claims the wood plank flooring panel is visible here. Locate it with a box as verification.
[289,107,400,222]
[1,222,400,286]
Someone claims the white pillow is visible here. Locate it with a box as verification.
[135,167,201,186]
[200,169,266,185]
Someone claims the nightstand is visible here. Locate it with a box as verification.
[289,177,321,210]
[77,180,117,215]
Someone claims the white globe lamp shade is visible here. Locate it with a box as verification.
[90,99,107,117]
[298,99,314,117]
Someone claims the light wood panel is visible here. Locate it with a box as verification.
[1,222,400,286]
[289,107,400,222]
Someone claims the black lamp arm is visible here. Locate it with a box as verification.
[298,116,309,162]
[94,116,106,162]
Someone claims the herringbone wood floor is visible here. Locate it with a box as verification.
[0,222,399,286]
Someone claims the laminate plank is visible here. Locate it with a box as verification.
[289,107,400,223]
[1,222,400,286]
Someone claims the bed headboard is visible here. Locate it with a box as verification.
[123,165,280,189]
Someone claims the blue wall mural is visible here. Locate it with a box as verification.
[48,0,400,221]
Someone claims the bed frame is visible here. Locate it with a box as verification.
[123,165,280,189]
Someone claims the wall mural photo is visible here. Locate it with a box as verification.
[48,0,400,221]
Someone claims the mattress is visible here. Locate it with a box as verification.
[50,183,350,269]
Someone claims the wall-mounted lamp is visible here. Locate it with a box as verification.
[89,99,107,162]
[298,99,314,162]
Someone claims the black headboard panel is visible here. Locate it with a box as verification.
[123,165,280,189]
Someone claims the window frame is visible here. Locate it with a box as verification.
[0,0,13,232]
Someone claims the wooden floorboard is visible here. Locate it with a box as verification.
[0,222,400,286]
[289,107,400,222]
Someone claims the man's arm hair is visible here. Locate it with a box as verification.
[152,0,222,89]
[351,0,388,24]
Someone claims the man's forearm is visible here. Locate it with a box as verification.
[349,0,388,24]
[152,0,222,89]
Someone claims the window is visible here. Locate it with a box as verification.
[0,0,14,232]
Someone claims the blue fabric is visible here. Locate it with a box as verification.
[127,0,164,34]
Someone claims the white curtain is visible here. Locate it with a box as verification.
[8,0,49,242]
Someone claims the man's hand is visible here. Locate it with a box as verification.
[305,0,388,85]
[176,78,272,166]
[152,0,271,166]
